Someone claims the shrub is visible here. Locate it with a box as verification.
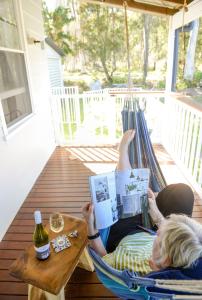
[194,70,202,86]
[156,80,165,89]
[64,80,89,93]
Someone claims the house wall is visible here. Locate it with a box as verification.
[46,45,64,87]
[0,0,56,240]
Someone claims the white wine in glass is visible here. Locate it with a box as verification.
[50,213,64,233]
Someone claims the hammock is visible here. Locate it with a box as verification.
[88,102,202,299]
[87,2,202,298]
[89,246,202,300]
[122,100,167,192]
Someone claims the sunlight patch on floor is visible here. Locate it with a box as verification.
[84,163,116,175]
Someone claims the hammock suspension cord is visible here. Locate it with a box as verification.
[123,1,132,90]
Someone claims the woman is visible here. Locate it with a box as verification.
[82,130,202,282]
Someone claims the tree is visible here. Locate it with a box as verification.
[142,14,151,84]
[79,4,125,84]
[42,2,73,55]
[184,19,199,81]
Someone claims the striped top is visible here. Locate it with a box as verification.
[103,232,155,276]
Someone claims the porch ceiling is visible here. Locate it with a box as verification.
[83,0,193,16]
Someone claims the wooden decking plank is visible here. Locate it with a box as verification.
[33,187,90,193]
[10,220,35,226]
[0,241,31,250]
[67,148,93,161]
[0,260,14,270]
[25,196,90,202]
[65,283,115,297]
[34,183,89,188]
[29,192,91,197]
[14,212,82,220]
[69,268,101,283]
[3,234,33,242]
[19,207,83,213]
[7,226,34,234]
[0,144,202,300]
[23,201,87,208]
[0,282,27,294]
[0,250,23,259]
[77,148,104,161]
[0,270,21,282]
[0,297,27,300]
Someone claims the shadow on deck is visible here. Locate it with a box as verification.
[0,144,202,299]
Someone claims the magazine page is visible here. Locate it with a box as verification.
[115,168,150,219]
[89,171,118,230]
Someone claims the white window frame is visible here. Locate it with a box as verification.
[0,0,35,139]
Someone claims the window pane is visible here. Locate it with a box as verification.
[2,92,32,127]
[0,0,20,49]
[0,51,28,94]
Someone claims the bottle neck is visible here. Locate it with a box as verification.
[36,223,43,229]
[34,211,42,224]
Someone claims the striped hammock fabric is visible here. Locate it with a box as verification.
[88,101,202,299]
[89,247,202,300]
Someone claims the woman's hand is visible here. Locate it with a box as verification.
[82,202,95,227]
[148,188,164,226]
[82,203,107,257]
[148,188,156,201]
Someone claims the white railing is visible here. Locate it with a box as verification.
[162,95,202,195]
[83,87,142,95]
[50,87,202,194]
[52,86,79,95]
[51,88,164,146]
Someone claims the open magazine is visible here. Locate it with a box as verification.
[89,168,150,230]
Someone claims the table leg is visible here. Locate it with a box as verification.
[28,284,65,300]
[77,247,94,272]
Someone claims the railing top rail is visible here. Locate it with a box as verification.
[108,90,165,95]
[169,94,202,116]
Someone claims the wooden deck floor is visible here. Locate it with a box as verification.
[0,145,202,300]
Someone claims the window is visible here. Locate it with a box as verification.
[0,0,32,133]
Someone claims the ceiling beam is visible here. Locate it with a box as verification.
[83,0,179,16]
[161,0,192,5]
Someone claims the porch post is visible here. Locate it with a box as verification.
[165,16,175,93]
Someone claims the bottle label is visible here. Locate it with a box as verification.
[35,243,50,260]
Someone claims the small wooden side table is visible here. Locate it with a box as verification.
[9,215,94,300]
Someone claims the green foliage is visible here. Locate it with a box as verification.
[194,70,202,83]
[79,4,125,84]
[156,80,166,89]
[112,75,127,84]
[64,80,89,92]
[176,80,188,90]
[42,2,73,55]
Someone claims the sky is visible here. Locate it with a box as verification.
[45,0,57,11]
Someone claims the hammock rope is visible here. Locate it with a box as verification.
[123,1,132,89]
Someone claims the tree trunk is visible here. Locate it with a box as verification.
[184,19,199,81]
[142,15,151,84]
[100,57,113,84]
[112,8,116,73]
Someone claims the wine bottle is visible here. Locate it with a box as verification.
[33,210,50,260]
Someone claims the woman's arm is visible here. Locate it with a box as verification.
[148,188,164,227]
[82,203,107,257]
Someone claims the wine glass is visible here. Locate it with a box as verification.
[49,213,64,233]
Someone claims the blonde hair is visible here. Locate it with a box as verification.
[159,214,202,268]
